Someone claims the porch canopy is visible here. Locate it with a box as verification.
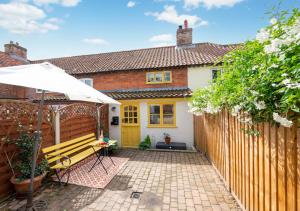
[0,62,120,104]
[0,62,120,210]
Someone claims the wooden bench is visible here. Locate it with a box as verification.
[42,133,102,185]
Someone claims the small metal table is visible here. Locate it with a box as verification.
[88,141,115,173]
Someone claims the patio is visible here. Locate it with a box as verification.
[2,150,240,211]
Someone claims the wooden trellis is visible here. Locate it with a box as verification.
[0,100,54,199]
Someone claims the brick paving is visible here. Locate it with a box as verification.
[2,150,240,211]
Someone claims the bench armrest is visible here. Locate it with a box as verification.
[48,154,72,168]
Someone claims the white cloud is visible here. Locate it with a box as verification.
[183,0,244,9]
[149,34,173,42]
[127,1,135,8]
[33,0,81,7]
[145,5,208,27]
[82,38,109,45]
[0,2,60,34]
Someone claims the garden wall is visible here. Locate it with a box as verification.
[194,111,299,211]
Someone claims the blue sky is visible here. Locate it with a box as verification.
[0,0,298,60]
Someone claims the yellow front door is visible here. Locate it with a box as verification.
[121,103,140,148]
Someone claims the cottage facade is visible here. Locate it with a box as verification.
[0,22,238,149]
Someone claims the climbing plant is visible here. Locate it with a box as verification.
[190,8,300,128]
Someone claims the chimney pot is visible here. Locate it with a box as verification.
[184,19,188,29]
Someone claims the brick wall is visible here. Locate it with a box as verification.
[0,85,26,99]
[0,52,27,99]
[79,67,188,91]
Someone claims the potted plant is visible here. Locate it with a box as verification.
[139,135,151,150]
[7,133,48,198]
[163,133,171,145]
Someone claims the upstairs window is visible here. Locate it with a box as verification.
[80,78,93,87]
[146,71,172,84]
[212,69,221,81]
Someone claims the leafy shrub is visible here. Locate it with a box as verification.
[139,135,151,150]
[190,8,300,128]
[14,133,49,181]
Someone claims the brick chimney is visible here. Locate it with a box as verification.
[4,41,27,60]
[176,20,193,47]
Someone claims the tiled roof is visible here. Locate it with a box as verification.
[0,51,26,67]
[32,42,239,75]
[33,87,192,102]
[102,87,192,100]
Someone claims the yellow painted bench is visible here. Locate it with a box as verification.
[42,133,102,184]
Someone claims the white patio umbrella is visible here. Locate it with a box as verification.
[0,62,120,210]
[0,62,120,104]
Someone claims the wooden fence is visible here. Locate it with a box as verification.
[0,100,54,199]
[194,111,299,211]
[0,100,109,200]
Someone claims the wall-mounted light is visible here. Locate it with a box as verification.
[111,106,116,112]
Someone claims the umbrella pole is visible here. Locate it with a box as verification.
[26,90,45,210]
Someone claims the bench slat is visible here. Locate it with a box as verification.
[46,139,99,164]
[51,146,102,169]
[46,137,96,158]
[42,133,95,153]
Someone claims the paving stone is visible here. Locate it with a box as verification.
[2,150,240,211]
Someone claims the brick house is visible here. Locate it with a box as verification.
[1,21,238,149]
[0,42,29,99]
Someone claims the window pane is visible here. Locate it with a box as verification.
[147,73,155,82]
[85,80,92,87]
[134,118,137,123]
[155,73,163,82]
[163,104,173,115]
[163,115,174,125]
[125,112,128,117]
[129,118,133,123]
[129,112,133,117]
[212,70,220,80]
[150,105,160,114]
[164,72,171,82]
[124,118,128,123]
[150,115,160,124]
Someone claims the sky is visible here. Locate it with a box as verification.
[0,0,298,60]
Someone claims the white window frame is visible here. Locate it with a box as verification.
[80,78,93,87]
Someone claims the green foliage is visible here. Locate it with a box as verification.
[14,133,49,181]
[191,8,300,127]
[139,135,151,150]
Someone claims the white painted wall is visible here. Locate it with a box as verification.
[108,104,121,145]
[140,100,194,149]
[188,66,213,91]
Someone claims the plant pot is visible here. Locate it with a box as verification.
[10,172,46,199]
[165,137,171,145]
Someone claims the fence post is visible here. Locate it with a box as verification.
[96,106,100,140]
[54,110,60,144]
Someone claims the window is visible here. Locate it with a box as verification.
[148,103,176,127]
[36,89,51,93]
[80,78,93,87]
[122,105,138,125]
[212,69,221,81]
[146,71,172,84]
